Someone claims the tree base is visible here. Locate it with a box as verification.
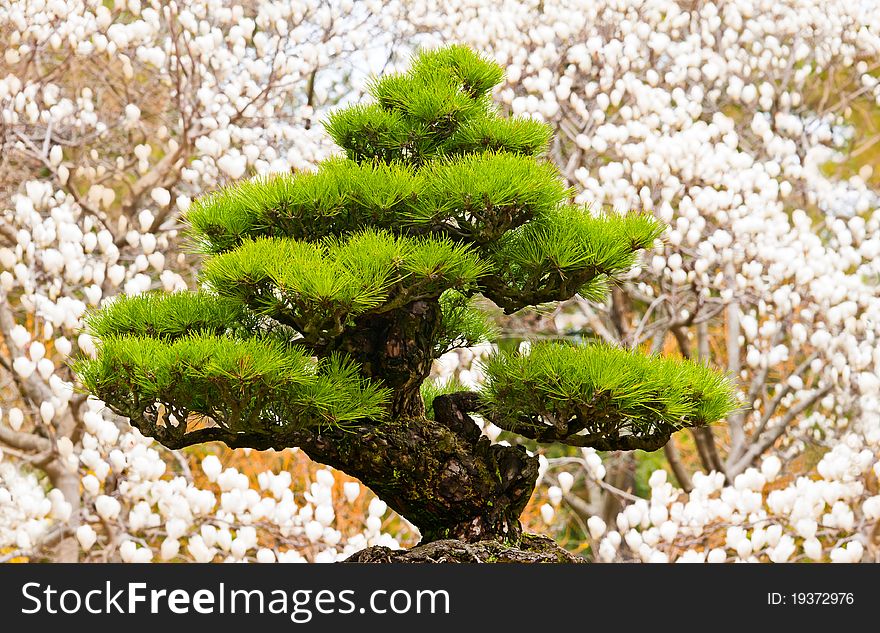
[344,533,583,563]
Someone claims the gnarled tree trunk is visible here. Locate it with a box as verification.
[311,298,539,542]
[298,409,539,543]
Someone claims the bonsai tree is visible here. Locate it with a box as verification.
[75,46,736,562]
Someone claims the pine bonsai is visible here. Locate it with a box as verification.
[74,46,736,562]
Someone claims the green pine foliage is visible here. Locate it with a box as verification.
[324,104,410,163]
[482,208,666,311]
[184,159,423,253]
[442,116,553,156]
[200,230,487,340]
[435,290,498,356]
[481,342,738,445]
[406,152,569,243]
[76,334,389,431]
[325,47,536,166]
[408,45,505,97]
[84,291,253,339]
[75,44,736,445]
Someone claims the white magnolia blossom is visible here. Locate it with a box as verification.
[1,396,405,562]
[581,441,878,563]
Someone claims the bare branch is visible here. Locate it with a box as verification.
[664,437,693,492]
[728,384,833,476]
[573,295,619,344]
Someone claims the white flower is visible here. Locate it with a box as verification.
[648,470,668,489]
[828,547,851,563]
[0,248,16,270]
[315,469,335,488]
[124,104,141,123]
[10,325,29,348]
[706,548,727,563]
[7,407,24,431]
[659,521,678,543]
[76,525,97,551]
[81,474,100,496]
[49,145,63,167]
[106,265,126,287]
[343,481,360,503]
[150,187,171,207]
[304,520,324,543]
[28,341,45,362]
[768,536,796,563]
[187,535,216,563]
[161,538,180,561]
[217,153,247,179]
[201,455,222,482]
[587,515,606,540]
[795,519,817,540]
[314,503,335,527]
[557,471,574,494]
[13,357,35,379]
[803,538,823,561]
[95,495,121,520]
[735,538,753,560]
[760,456,782,480]
[368,498,387,518]
[256,548,276,563]
[39,402,55,425]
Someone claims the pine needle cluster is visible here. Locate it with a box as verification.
[481,342,738,446]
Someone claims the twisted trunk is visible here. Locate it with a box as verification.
[325,298,442,419]
[315,298,540,542]
[298,412,538,542]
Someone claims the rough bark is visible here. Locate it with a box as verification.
[311,299,540,542]
[324,299,443,418]
[297,415,539,543]
[135,405,539,544]
[345,534,582,563]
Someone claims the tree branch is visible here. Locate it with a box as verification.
[664,437,693,492]
[725,261,745,460]
[432,392,483,444]
[728,384,833,476]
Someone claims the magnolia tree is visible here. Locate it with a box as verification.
[390,0,880,561]
[0,0,407,562]
[73,45,736,562]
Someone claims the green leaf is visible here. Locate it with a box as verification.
[434,290,498,356]
[481,207,664,313]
